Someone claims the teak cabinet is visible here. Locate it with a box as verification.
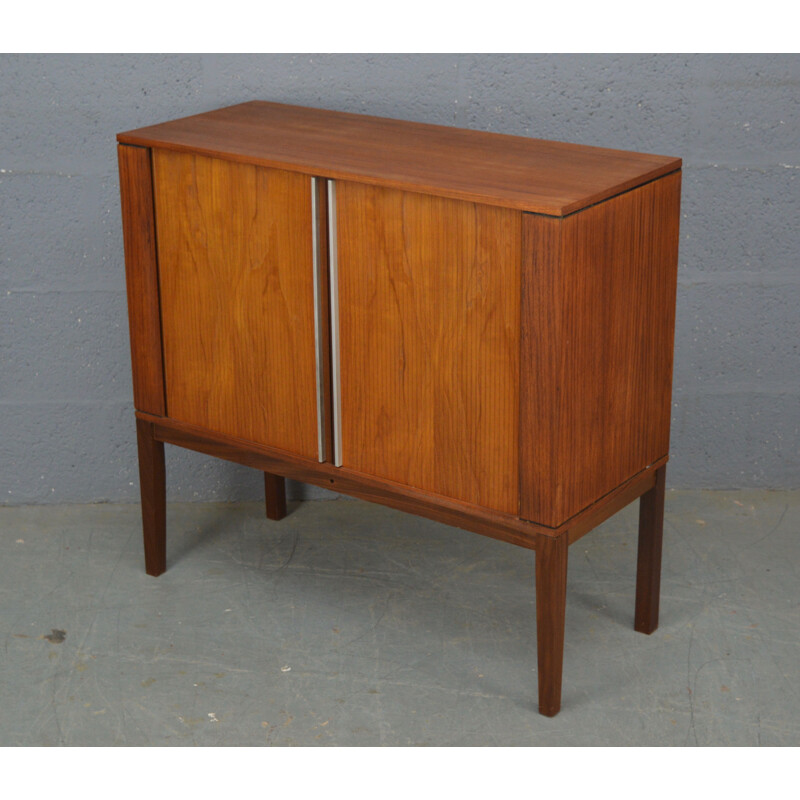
[117,102,682,716]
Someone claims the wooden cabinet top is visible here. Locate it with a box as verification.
[117,101,681,216]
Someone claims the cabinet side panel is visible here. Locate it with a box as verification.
[152,150,318,459]
[521,172,682,526]
[336,182,521,514]
[519,213,564,524]
[118,144,166,415]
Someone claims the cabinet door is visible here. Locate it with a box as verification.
[152,150,319,460]
[334,182,521,514]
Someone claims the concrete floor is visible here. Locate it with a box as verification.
[1,489,798,746]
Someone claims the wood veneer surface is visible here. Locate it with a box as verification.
[152,149,319,459]
[335,182,521,514]
[520,171,682,527]
[118,101,681,216]
[118,145,165,416]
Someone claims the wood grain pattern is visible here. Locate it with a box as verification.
[118,144,166,415]
[118,101,681,216]
[535,531,568,716]
[136,417,166,576]
[335,182,521,514]
[519,212,562,524]
[635,464,666,634]
[151,149,318,459]
[520,171,682,527]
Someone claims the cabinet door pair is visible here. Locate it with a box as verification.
[152,150,522,515]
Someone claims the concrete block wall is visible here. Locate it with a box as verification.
[2,54,798,504]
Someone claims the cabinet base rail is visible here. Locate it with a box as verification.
[135,413,666,717]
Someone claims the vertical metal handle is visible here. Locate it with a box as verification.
[328,180,343,467]
[311,177,326,463]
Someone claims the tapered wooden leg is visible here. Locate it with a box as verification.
[264,472,287,521]
[635,465,666,634]
[135,417,166,576]
[535,532,569,717]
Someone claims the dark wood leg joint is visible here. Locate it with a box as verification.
[535,531,569,717]
[634,465,666,634]
[264,472,287,521]
[135,417,167,576]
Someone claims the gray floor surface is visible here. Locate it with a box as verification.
[1,489,798,746]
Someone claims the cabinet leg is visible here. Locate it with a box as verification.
[535,532,569,717]
[635,465,666,634]
[264,472,287,521]
[135,417,166,577]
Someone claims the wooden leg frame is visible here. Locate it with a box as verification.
[531,465,666,715]
[135,415,667,716]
